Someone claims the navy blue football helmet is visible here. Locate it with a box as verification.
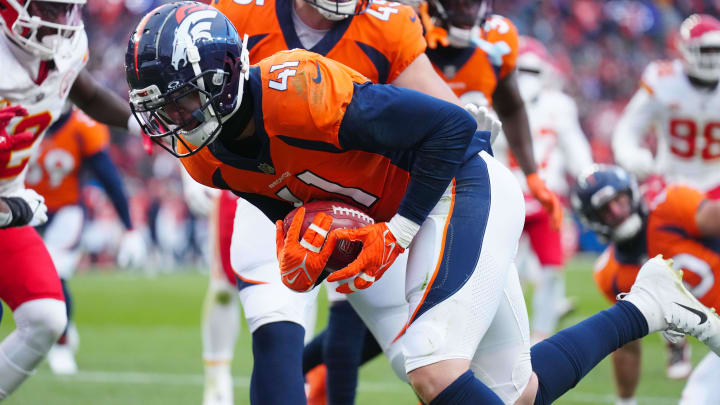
[125,1,249,157]
[571,165,644,242]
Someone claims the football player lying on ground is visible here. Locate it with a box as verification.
[126,3,720,404]
[572,165,720,405]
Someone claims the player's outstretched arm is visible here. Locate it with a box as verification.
[391,54,462,105]
[696,200,720,237]
[69,69,140,135]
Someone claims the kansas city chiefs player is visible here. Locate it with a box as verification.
[0,0,140,398]
[613,14,720,199]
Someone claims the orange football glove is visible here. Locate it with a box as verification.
[527,172,563,230]
[326,223,405,294]
[275,207,337,292]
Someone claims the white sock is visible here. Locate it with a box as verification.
[202,279,239,363]
[532,266,563,336]
[0,299,66,399]
[616,397,637,405]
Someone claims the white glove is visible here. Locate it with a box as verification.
[117,229,147,268]
[181,168,219,217]
[1,188,48,227]
[464,104,503,144]
[621,148,655,181]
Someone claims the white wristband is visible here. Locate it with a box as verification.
[127,115,142,137]
[387,214,420,249]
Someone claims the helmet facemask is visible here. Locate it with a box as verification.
[679,14,720,82]
[1,0,85,60]
[304,0,369,21]
[129,33,250,158]
[429,0,488,48]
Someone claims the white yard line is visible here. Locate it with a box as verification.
[36,369,679,403]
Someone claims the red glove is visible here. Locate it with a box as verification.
[0,106,33,152]
[275,207,337,292]
[327,223,405,294]
[527,172,563,231]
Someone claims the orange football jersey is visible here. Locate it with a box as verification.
[179,50,410,222]
[26,110,110,211]
[647,185,720,310]
[212,0,425,84]
[593,243,644,303]
[426,15,519,103]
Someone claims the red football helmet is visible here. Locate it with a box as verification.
[678,14,720,81]
[0,0,85,60]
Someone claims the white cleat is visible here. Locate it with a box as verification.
[203,365,234,405]
[47,344,78,375]
[621,255,720,356]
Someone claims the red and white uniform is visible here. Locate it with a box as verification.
[494,89,592,265]
[613,60,720,198]
[0,31,87,309]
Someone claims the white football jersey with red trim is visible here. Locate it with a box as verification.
[0,31,88,195]
[614,59,720,191]
[494,89,592,200]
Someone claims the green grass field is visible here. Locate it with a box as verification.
[0,256,709,405]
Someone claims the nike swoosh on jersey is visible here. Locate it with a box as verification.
[675,302,708,325]
[312,62,322,84]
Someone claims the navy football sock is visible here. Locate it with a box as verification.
[360,328,382,365]
[532,301,648,404]
[250,321,306,405]
[58,278,72,343]
[428,370,503,405]
[324,300,367,405]
[303,329,326,374]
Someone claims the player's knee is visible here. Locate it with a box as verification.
[14,299,67,350]
[208,278,237,305]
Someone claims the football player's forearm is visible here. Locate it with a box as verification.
[86,151,133,229]
[493,74,537,176]
[612,90,655,167]
[70,69,132,129]
[391,54,462,106]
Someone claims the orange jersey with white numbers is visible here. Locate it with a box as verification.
[426,15,518,104]
[647,185,720,310]
[179,50,409,222]
[593,238,645,303]
[212,0,425,83]
[25,110,110,211]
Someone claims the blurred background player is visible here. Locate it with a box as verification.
[613,14,720,199]
[25,105,145,375]
[420,0,563,229]
[0,0,141,398]
[492,36,593,343]
[572,165,720,405]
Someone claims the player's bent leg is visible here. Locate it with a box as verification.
[322,300,367,405]
[471,265,532,404]
[343,251,410,383]
[611,339,641,405]
[680,352,720,404]
[0,299,67,399]
[403,152,525,403]
[203,191,239,405]
[528,256,720,404]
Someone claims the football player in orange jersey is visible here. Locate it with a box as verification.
[196,0,505,402]
[127,5,720,405]
[25,105,144,375]
[0,0,143,399]
[419,0,563,230]
[572,165,720,405]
